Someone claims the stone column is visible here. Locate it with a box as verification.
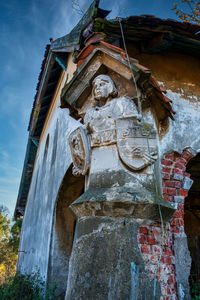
[65,188,174,300]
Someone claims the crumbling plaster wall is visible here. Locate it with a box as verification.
[160,89,200,154]
[17,105,79,278]
[133,51,200,154]
[17,54,80,281]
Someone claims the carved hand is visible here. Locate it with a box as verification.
[72,165,82,177]
[143,151,158,164]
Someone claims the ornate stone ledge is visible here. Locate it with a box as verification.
[69,187,176,221]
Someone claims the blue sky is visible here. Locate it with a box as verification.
[0,0,178,216]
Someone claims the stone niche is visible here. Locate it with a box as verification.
[61,43,176,300]
[61,43,175,221]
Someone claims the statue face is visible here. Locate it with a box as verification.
[93,75,116,101]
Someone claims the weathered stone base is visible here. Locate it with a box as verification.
[65,217,161,300]
[69,187,176,222]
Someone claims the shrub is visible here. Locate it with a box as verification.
[0,271,56,300]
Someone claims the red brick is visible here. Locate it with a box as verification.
[171,218,178,226]
[167,188,176,196]
[167,275,175,285]
[174,181,182,188]
[162,172,170,180]
[173,168,183,176]
[152,245,161,254]
[174,282,178,291]
[179,219,184,226]
[165,181,176,187]
[161,255,165,263]
[178,189,188,197]
[150,255,159,264]
[158,265,162,274]
[141,245,150,254]
[178,203,184,212]
[155,274,160,280]
[149,265,156,275]
[177,157,187,166]
[173,211,184,218]
[166,247,173,256]
[139,226,149,234]
[138,234,146,244]
[171,227,179,233]
[162,166,171,173]
[167,286,172,295]
[165,265,174,274]
[175,162,186,170]
[163,194,170,202]
[184,172,190,178]
[161,159,173,166]
[147,236,156,245]
[163,188,167,194]
[152,227,161,236]
[182,151,192,162]
[165,153,174,160]
[165,256,173,264]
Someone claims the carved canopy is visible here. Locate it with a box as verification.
[61,41,175,122]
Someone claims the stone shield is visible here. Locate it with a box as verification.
[68,126,91,175]
[116,118,157,171]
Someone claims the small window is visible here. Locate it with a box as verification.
[51,121,58,166]
[44,134,49,160]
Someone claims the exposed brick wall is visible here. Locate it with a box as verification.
[138,149,194,299]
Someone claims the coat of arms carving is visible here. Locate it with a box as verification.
[116,118,157,171]
[68,126,91,176]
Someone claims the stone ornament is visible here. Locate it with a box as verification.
[116,118,157,170]
[68,126,91,176]
[68,74,157,175]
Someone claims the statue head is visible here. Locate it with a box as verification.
[92,75,118,101]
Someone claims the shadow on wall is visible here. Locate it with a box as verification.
[47,164,84,299]
[185,153,200,298]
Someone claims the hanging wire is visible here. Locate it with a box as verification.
[154,206,164,298]
[146,137,165,299]
[118,17,165,299]
[118,18,142,117]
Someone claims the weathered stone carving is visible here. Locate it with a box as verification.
[68,126,91,176]
[69,74,157,176]
[116,118,157,170]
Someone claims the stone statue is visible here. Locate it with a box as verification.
[69,74,158,189]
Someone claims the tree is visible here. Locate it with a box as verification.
[0,206,22,284]
[172,0,200,25]
[9,218,22,253]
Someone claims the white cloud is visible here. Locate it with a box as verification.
[51,0,81,38]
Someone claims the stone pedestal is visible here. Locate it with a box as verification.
[65,217,161,300]
[65,189,175,300]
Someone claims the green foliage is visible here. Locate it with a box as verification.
[0,272,56,300]
[190,273,200,299]
[0,206,22,284]
[0,206,10,242]
[9,218,23,252]
[0,208,56,298]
